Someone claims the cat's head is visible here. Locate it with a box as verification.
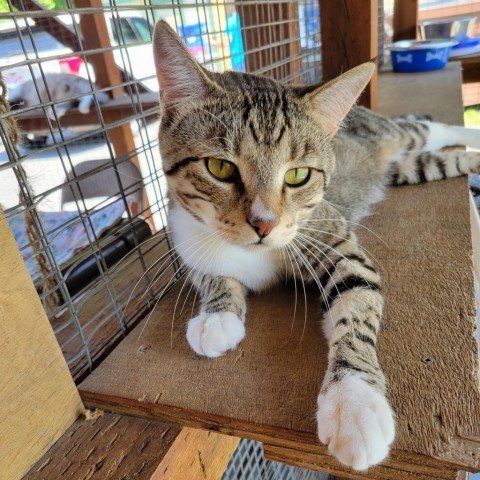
[154,20,374,250]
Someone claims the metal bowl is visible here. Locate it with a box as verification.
[420,16,477,42]
[389,39,458,51]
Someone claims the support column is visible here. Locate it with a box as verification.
[320,0,378,109]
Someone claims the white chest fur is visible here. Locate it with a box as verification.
[169,206,283,291]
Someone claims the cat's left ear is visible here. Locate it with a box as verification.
[153,20,221,111]
[305,62,375,137]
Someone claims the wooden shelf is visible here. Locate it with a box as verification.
[79,63,480,479]
[13,92,159,132]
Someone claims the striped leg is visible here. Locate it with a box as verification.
[390,149,480,186]
[305,233,395,470]
[186,273,247,357]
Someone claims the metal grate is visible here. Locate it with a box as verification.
[0,0,322,382]
[222,439,329,480]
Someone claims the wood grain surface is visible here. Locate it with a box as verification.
[0,210,83,480]
[23,413,181,480]
[150,427,240,480]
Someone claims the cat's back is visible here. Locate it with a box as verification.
[326,109,398,222]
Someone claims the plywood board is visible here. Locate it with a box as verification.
[0,210,83,480]
[79,64,480,478]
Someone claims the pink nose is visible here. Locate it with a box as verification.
[248,218,279,238]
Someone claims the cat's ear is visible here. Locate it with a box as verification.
[153,20,218,110]
[305,62,375,137]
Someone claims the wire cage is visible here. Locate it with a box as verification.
[2,1,479,478]
[0,0,322,382]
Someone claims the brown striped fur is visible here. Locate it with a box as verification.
[153,20,480,471]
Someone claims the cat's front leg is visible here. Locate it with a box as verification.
[186,273,247,358]
[313,238,395,470]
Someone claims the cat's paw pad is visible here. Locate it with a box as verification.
[186,312,245,358]
[317,374,395,471]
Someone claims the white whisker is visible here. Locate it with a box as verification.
[297,226,386,274]
[139,230,217,302]
[293,235,344,327]
[171,232,226,346]
[283,244,298,334]
[135,230,218,342]
[300,217,388,248]
[290,240,335,340]
[286,243,307,341]
[296,231,376,291]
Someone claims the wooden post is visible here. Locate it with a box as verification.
[320,0,378,109]
[150,428,240,480]
[393,0,419,41]
[76,0,153,227]
[76,0,125,100]
[237,1,300,83]
[0,210,83,479]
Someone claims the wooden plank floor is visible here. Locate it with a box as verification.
[79,64,480,479]
[24,413,239,480]
[23,414,181,480]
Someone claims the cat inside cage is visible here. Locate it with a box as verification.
[2,0,480,477]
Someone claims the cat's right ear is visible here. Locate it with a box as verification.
[153,20,218,111]
[305,62,375,137]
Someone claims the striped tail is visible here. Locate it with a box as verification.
[388,150,480,186]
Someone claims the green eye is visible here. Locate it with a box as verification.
[284,167,310,186]
[206,158,237,181]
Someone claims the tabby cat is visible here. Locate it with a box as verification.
[153,20,480,470]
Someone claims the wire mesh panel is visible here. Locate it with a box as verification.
[222,439,329,480]
[0,0,322,381]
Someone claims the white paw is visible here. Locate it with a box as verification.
[186,311,245,358]
[78,103,91,114]
[317,375,395,471]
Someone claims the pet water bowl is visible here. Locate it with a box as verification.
[389,39,457,73]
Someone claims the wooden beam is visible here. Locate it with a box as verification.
[459,55,480,84]
[0,210,83,479]
[13,92,160,132]
[320,0,378,109]
[393,0,419,41]
[150,428,240,480]
[76,0,123,99]
[418,2,480,22]
[75,0,153,228]
[24,414,181,480]
[10,0,81,51]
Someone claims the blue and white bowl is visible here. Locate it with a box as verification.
[389,39,457,73]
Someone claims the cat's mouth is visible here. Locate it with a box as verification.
[246,239,269,249]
